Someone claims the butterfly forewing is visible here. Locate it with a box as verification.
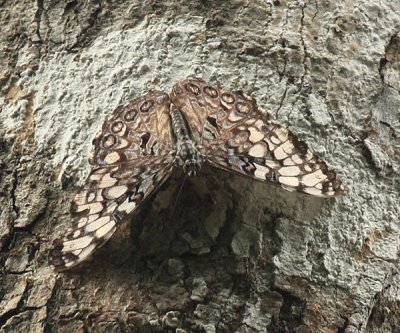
[49,92,176,271]
[171,79,344,197]
[171,79,262,144]
[91,91,174,166]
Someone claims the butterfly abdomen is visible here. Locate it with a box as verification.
[169,103,203,176]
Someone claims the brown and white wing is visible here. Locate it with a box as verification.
[91,91,173,167]
[171,79,344,197]
[49,92,176,271]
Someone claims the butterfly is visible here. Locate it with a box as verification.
[48,78,344,271]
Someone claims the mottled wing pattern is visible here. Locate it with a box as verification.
[49,92,176,271]
[91,91,173,166]
[171,79,344,197]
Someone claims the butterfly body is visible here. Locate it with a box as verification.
[169,104,203,176]
[49,78,344,271]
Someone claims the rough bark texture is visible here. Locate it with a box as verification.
[1,1,400,332]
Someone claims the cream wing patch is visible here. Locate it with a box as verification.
[279,166,301,177]
[248,142,268,158]
[85,216,111,232]
[105,185,128,199]
[117,198,137,214]
[254,163,270,179]
[96,220,116,238]
[63,236,92,251]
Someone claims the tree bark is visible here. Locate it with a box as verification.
[1,0,400,332]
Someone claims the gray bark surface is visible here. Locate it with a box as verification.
[1,1,400,332]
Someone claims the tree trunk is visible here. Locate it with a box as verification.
[1,1,399,332]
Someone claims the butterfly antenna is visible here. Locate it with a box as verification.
[195,173,217,205]
[170,174,187,218]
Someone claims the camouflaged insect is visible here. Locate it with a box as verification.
[49,78,344,271]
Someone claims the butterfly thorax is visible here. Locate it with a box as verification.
[170,104,203,176]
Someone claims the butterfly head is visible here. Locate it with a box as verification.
[183,159,201,176]
[176,139,203,177]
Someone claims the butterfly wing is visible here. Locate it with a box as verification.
[171,79,344,197]
[91,91,174,166]
[49,92,176,271]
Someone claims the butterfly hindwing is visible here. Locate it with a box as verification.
[49,92,176,271]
